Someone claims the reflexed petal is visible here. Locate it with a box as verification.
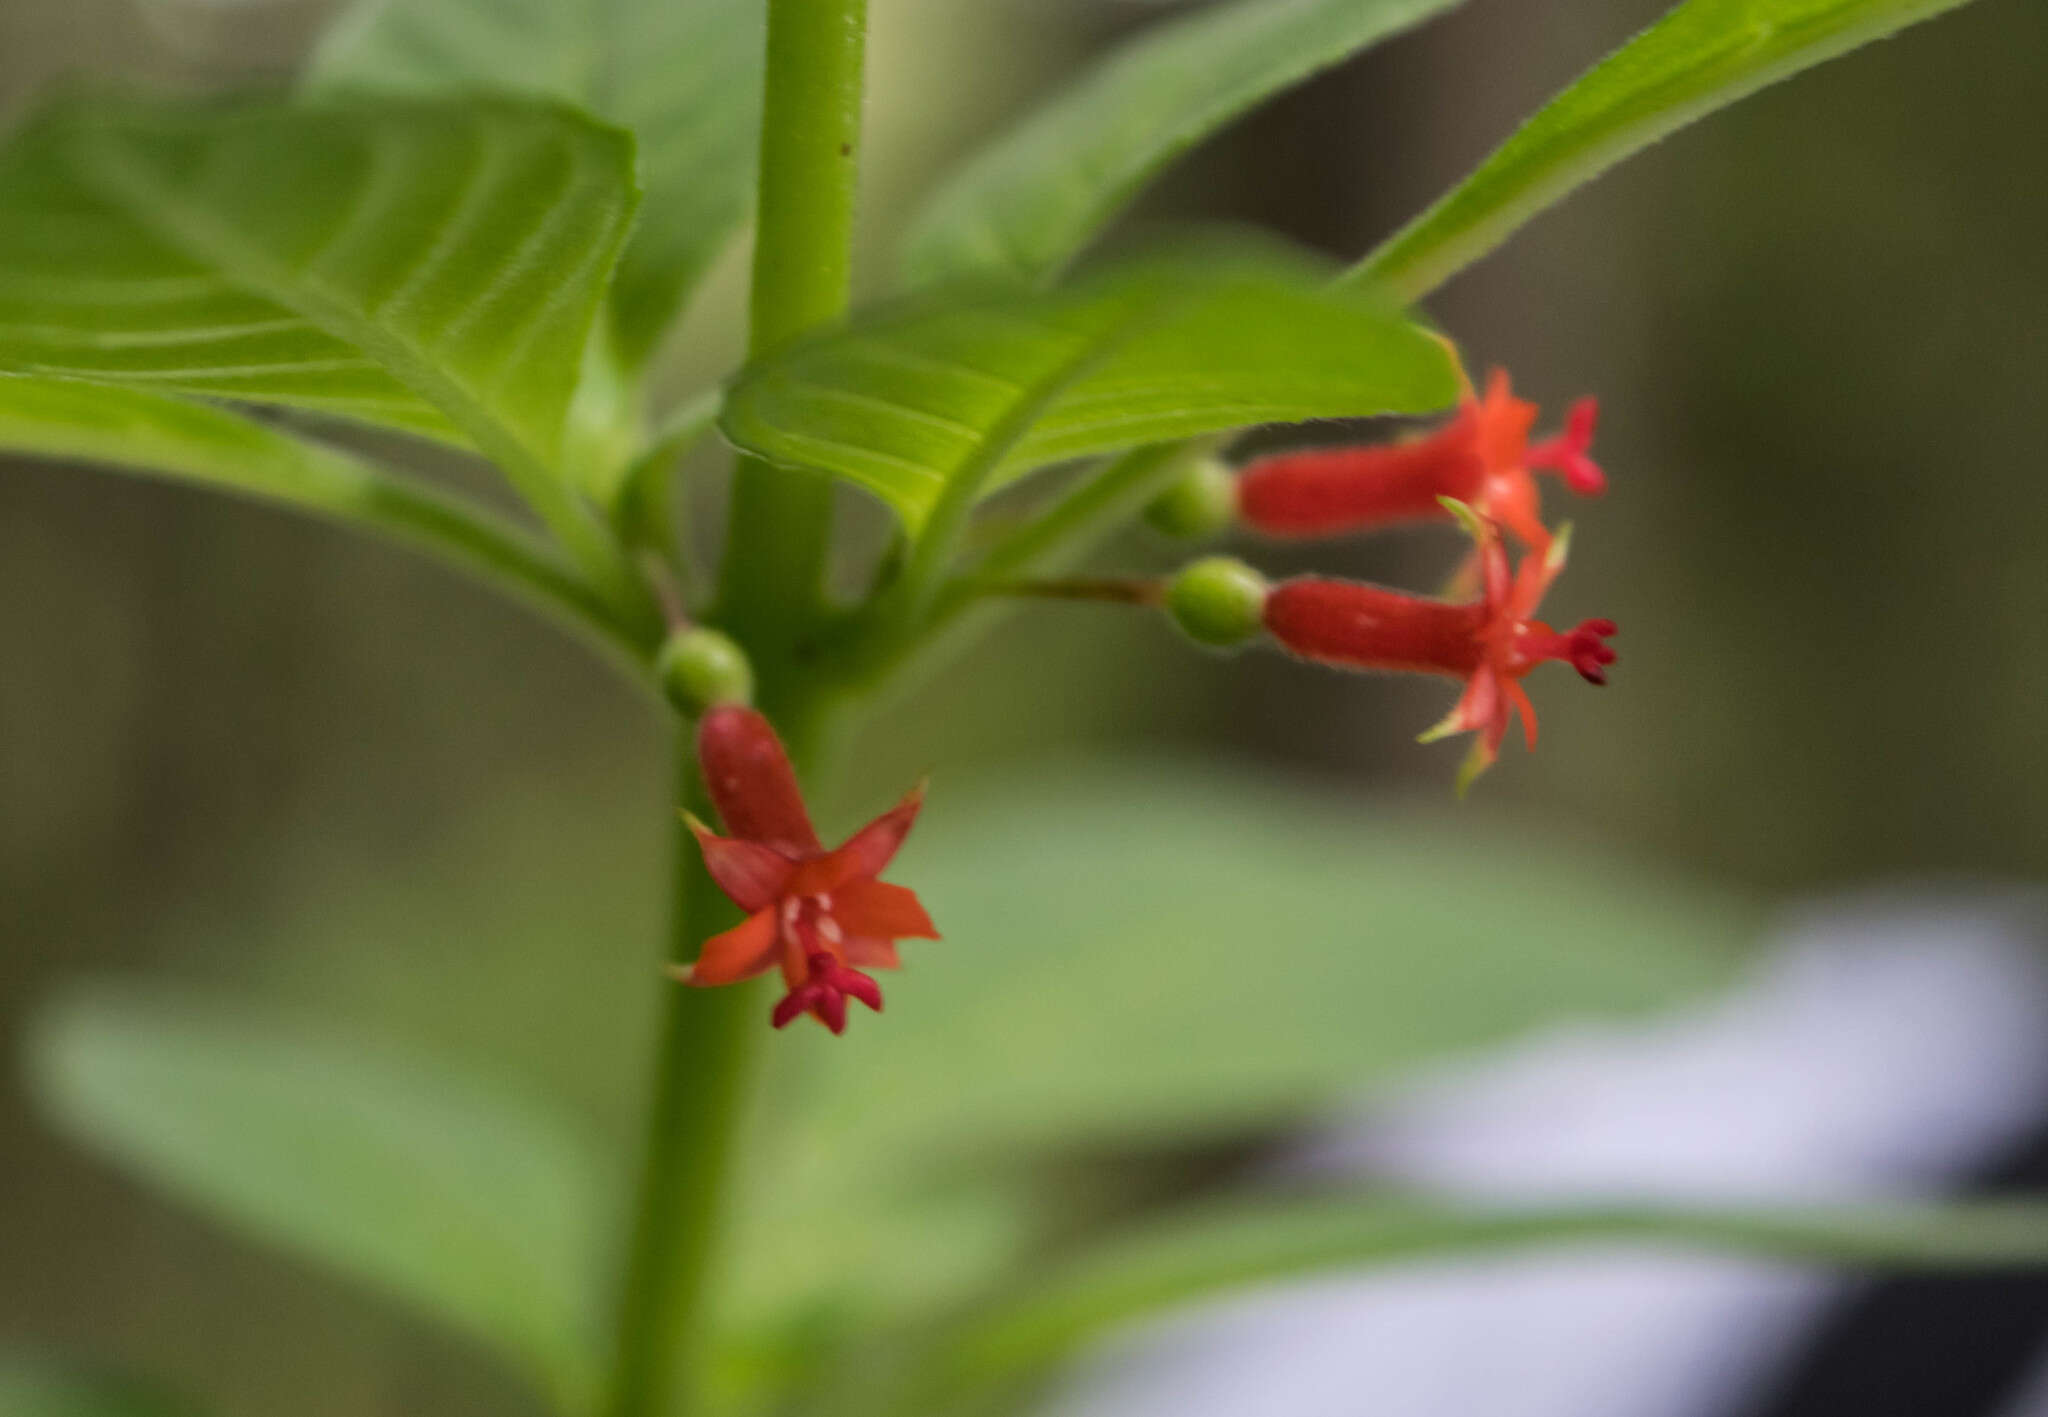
[687,816,797,912]
[678,908,780,986]
[1485,467,1549,554]
[697,705,822,854]
[817,782,927,887]
[1472,375,1537,477]
[1464,665,1503,740]
[842,936,902,970]
[1507,678,1540,750]
[832,879,939,940]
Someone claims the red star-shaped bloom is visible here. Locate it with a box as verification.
[673,705,938,1034]
[1260,499,1616,791]
[1235,367,1603,553]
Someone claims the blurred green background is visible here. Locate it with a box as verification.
[3,0,2043,1412]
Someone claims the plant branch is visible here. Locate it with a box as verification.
[607,4,871,1416]
[603,748,760,1417]
[716,0,871,702]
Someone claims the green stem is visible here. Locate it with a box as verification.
[604,746,758,1417]
[608,5,870,1415]
[346,460,666,675]
[971,437,1219,591]
[818,439,1213,699]
[717,0,871,704]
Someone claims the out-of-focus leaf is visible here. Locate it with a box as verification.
[727,759,1753,1320]
[0,376,646,656]
[25,992,607,1414]
[0,96,636,581]
[900,0,1462,289]
[720,246,1459,533]
[0,1358,201,1417]
[172,756,1753,1341]
[308,0,766,367]
[916,1193,2048,1398]
[1351,0,1988,302]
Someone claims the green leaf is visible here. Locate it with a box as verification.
[720,246,1460,534]
[308,0,767,367]
[900,0,1462,289]
[727,759,1752,1322]
[0,95,638,580]
[0,1359,201,1417]
[0,375,651,658]
[923,1193,2048,1396]
[25,990,607,1413]
[1351,0,1986,302]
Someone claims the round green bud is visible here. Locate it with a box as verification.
[1143,456,1238,540]
[1166,556,1269,649]
[656,627,754,715]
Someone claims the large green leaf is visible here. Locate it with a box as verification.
[910,1193,2048,1400]
[900,0,1462,289]
[169,754,1751,1338]
[1351,0,1987,302]
[0,1359,201,1417]
[777,759,1749,1153]
[25,992,607,1414]
[0,96,637,579]
[308,0,766,367]
[0,375,650,657]
[720,247,1460,533]
[724,759,1753,1321]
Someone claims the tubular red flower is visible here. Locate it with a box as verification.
[1262,501,1617,790]
[676,705,938,1034]
[1235,368,1604,552]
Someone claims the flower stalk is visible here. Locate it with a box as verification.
[606,1,872,1413]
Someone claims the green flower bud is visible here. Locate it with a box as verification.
[657,627,754,714]
[1143,455,1238,540]
[1166,556,1269,649]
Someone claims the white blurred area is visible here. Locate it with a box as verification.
[1045,889,2048,1417]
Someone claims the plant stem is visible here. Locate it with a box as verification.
[608,5,870,1415]
[605,747,756,1417]
[971,438,1220,591]
[717,0,871,704]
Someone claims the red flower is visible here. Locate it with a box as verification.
[673,705,938,1033]
[1235,368,1603,552]
[1261,500,1616,791]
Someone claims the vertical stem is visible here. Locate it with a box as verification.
[717,0,871,705]
[610,5,869,1415]
[604,744,756,1417]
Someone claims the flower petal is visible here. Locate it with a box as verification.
[1506,678,1540,750]
[817,782,927,888]
[697,705,822,854]
[842,936,902,970]
[675,908,780,987]
[832,878,940,940]
[687,816,797,912]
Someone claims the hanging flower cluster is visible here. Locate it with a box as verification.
[673,365,1614,1030]
[1160,365,1618,792]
